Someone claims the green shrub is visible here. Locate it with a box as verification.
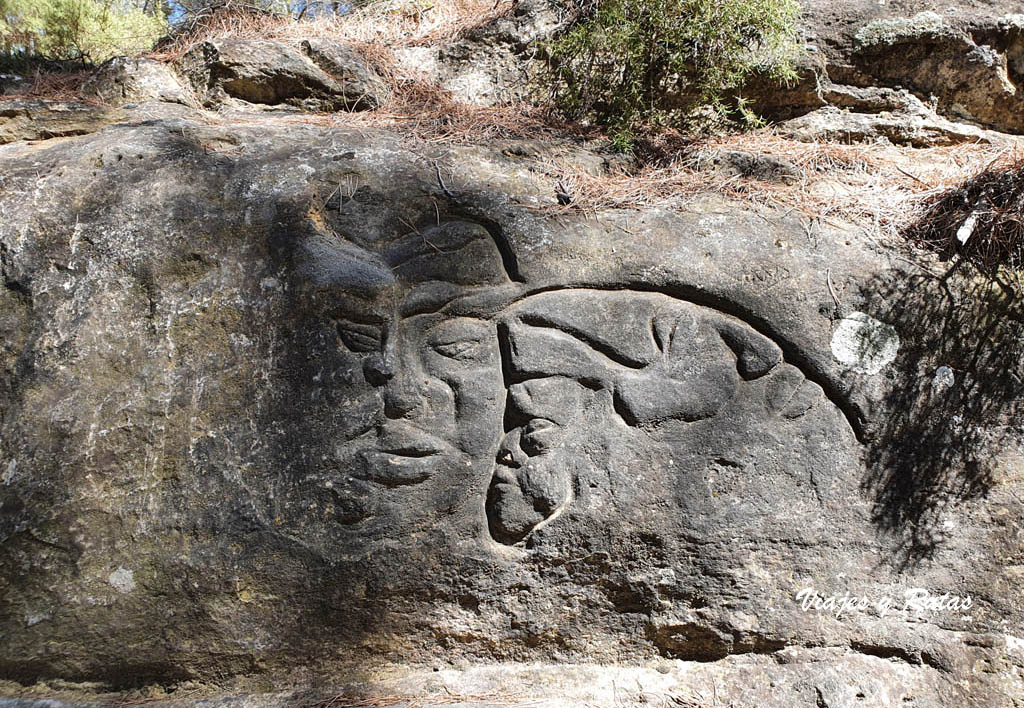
[1,0,167,64]
[546,0,803,149]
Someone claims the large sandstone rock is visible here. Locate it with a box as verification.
[0,100,117,144]
[396,0,563,106]
[778,102,1014,147]
[839,12,1024,134]
[412,0,1024,142]
[0,103,1022,706]
[177,38,389,111]
[81,57,190,107]
[781,3,1024,137]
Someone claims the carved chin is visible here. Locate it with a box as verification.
[487,479,546,544]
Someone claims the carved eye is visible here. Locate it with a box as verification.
[426,317,492,362]
[432,339,481,361]
[520,418,563,456]
[337,321,382,353]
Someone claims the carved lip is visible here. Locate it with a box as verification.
[360,451,434,486]
[358,424,455,486]
[377,423,447,458]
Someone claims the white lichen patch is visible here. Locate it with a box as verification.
[830,311,900,375]
[932,365,955,394]
[2,459,17,485]
[1002,14,1024,29]
[855,12,951,46]
[25,612,50,627]
[108,566,136,594]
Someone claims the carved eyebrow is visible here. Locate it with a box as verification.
[516,313,650,370]
[332,310,387,326]
[386,228,480,268]
[430,330,489,345]
[336,320,382,335]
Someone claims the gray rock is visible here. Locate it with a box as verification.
[300,38,390,109]
[394,0,1024,143]
[0,106,1022,705]
[844,12,1024,134]
[778,104,1017,147]
[0,73,26,94]
[177,38,387,111]
[0,100,116,144]
[790,3,1024,135]
[81,57,189,107]
[689,149,799,184]
[745,6,1024,137]
[395,0,563,106]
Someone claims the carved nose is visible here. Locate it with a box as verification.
[363,352,395,387]
[496,430,528,468]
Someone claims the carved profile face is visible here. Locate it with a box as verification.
[483,289,831,546]
[487,376,588,544]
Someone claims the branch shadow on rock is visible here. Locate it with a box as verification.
[861,262,1023,569]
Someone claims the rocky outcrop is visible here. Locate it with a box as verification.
[7,1,1021,147]
[781,3,1024,141]
[81,57,190,107]
[779,100,1014,147]
[836,12,1024,134]
[0,100,195,145]
[400,1,1024,145]
[396,0,564,106]
[2,3,1024,706]
[176,38,389,111]
[0,101,1022,706]
[0,100,119,144]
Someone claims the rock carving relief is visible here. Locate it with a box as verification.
[316,218,840,544]
[488,291,825,544]
[320,219,514,532]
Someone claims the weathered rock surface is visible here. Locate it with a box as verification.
[0,100,117,145]
[7,0,1019,149]
[405,0,1024,143]
[807,7,1024,135]
[176,38,388,111]
[81,57,190,107]
[0,100,196,146]
[0,99,1022,706]
[779,102,1013,147]
[396,0,563,106]
[3,3,1024,704]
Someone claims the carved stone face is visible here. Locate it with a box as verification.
[487,377,587,544]
[338,311,504,488]
[319,220,512,536]
[482,289,830,546]
[311,220,839,547]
